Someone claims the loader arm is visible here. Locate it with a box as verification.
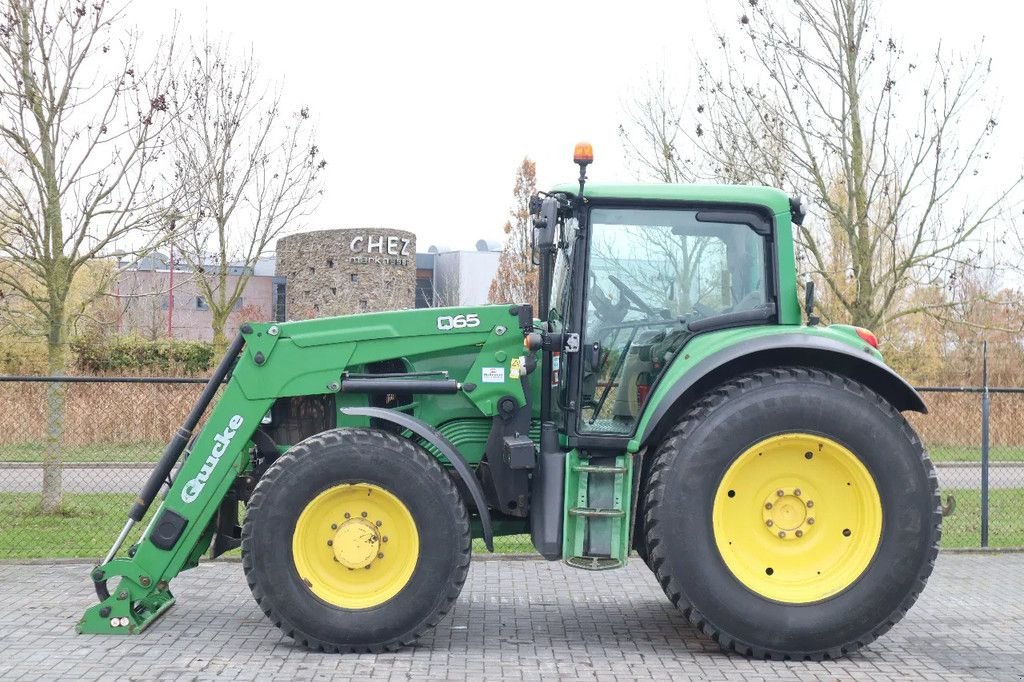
[79,305,533,635]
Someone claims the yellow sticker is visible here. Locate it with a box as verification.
[510,357,522,379]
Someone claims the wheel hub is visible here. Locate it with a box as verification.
[762,487,814,539]
[712,433,883,604]
[292,482,418,610]
[332,519,381,569]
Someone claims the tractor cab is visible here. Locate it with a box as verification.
[528,143,798,448]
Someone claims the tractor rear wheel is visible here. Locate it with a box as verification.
[242,428,471,652]
[642,367,940,660]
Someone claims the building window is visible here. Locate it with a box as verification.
[233,297,244,311]
[359,299,368,311]
[308,267,315,275]
[326,259,334,268]
[350,273,358,283]
[415,276,433,308]
[196,296,209,311]
[274,281,287,321]
[330,287,337,295]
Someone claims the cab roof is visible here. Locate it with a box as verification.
[550,183,792,215]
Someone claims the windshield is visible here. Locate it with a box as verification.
[588,208,767,324]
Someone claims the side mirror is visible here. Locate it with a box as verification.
[533,196,558,249]
[805,280,820,327]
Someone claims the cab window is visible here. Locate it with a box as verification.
[579,207,769,434]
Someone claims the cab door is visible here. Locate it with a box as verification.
[567,204,774,447]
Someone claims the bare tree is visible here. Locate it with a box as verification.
[488,158,538,309]
[625,0,1021,329]
[0,1,180,512]
[172,35,325,351]
[619,74,698,184]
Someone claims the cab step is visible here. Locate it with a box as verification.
[572,464,627,474]
[562,451,633,571]
[569,507,625,518]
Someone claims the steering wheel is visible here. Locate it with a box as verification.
[607,275,660,318]
[590,273,630,324]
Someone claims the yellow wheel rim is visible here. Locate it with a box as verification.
[712,433,882,603]
[292,483,419,610]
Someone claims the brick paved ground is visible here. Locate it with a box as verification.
[0,554,1022,681]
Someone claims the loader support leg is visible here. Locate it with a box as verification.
[79,336,274,636]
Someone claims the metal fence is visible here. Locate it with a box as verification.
[0,376,1021,560]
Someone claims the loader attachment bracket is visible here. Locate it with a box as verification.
[340,406,495,551]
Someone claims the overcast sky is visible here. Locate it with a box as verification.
[134,1,1024,252]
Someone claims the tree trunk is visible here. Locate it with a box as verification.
[40,313,66,514]
[211,308,230,355]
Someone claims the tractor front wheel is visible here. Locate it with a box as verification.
[242,428,471,652]
[642,367,940,660]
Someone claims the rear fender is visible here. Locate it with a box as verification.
[634,332,926,451]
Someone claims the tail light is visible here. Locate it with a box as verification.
[637,372,652,406]
[855,327,879,349]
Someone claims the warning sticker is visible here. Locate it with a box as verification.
[509,357,523,379]
[482,367,505,383]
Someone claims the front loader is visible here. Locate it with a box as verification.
[79,143,940,660]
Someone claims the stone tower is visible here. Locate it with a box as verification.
[275,228,416,319]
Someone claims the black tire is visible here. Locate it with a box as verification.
[642,367,940,660]
[241,428,471,652]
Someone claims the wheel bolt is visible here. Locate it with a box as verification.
[327,540,333,546]
[776,489,784,497]
[766,519,774,527]
[382,536,389,543]
[795,530,803,538]
[344,513,350,519]
[361,511,368,518]
[794,488,801,497]
[806,501,814,508]
[377,552,384,559]
[364,565,372,570]
[764,502,773,510]
[778,531,786,538]
[331,523,338,530]
[376,520,382,527]
[807,517,815,525]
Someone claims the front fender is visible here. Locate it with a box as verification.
[632,329,926,451]
[339,406,494,551]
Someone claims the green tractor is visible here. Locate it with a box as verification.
[79,143,939,660]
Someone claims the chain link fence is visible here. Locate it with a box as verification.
[1,376,1021,559]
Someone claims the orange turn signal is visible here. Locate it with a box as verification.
[573,141,594,165]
